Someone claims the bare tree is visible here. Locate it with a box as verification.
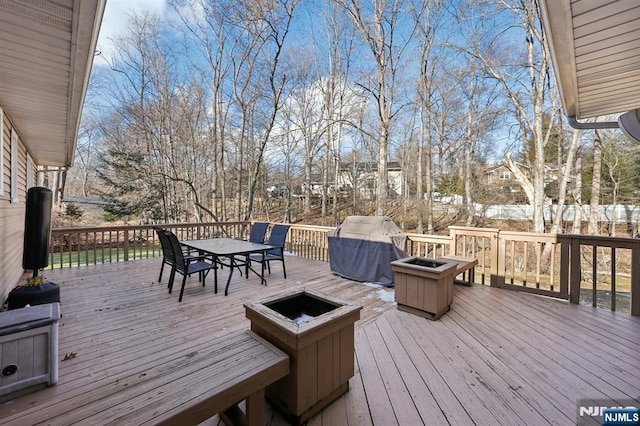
[225,0,300,221]
[604,140,620,237]
[334,0,420,216]
[470,0,556,233]
[97,11,180,222]
[572,155,583,234]
[548,128,581,234]
[170,0,235,221]
[412,0,444,233]
[282,63,326,216]
[600,133,640,236]
[314,3,358,225]
[588,130,603,234]
[94,11,223,223]
[68,117,102,198]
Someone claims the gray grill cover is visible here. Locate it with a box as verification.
[328,216,407,286]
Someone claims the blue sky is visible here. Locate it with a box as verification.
[97,0,167,62]
[91,0,538,164]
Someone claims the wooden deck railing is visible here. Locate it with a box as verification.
[566,234,640,316]
[496,231,570,299]
[287,224,334,261]
[48,222,638,316]
[49,222,249,268]
[449,226,500,287]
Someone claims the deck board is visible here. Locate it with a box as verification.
[380,312,475,425]
[445,305,580,419]
[454,285,640,398]
[1,255,639,425]
[353,327,398,425]
[368,317,447,424]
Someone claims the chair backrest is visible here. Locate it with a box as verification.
[154,227,173,262]
[165,231,187,270]
[248,222,269,243]
[267,224,290,254]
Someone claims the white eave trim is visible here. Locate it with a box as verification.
[65,0,107,167]
[539,0,579,118]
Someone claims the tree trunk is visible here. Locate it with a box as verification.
[588,130,603,235]
[549,128,581,234]
[376,128,388,216]
[572,156,583,234]
[463,68,476,227]
[416,106,424,233]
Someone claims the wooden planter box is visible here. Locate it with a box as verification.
[245,289,362,424]
[391,256,457,320]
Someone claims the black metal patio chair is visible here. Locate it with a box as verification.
[164,231,217,302]
[154,227,206,286]
[248,222,269,243]
[219,222,270,276]
[248,224,290,279]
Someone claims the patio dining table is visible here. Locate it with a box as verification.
[180,238,274,296]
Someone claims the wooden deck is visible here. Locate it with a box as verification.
[1,255,639,425]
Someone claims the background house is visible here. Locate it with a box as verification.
[485,162,567,203]
[485,163,531,202]
[297,162,404,201]
[0,1,105,305]
[337,161,403,199]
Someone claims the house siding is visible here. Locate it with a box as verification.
[0,108,31,306]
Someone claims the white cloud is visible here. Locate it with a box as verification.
[96,0,167,61]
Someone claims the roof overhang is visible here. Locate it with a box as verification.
[539,0,640,121]
[0,0,106,167]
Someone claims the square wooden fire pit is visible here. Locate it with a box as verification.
[391,256,457,320]
[244,289,362,424]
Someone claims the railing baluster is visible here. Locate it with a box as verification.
[549,243,556,292]
[535,241,541,289]
[109,230,113,263]
[76,231,81,267]
[592,246,597,308]
[523,241,528,287]
[67,233,72,268]
[124,229,129,262]
[511,240,516,285]
[611,248,616,312]
[631,242,640,316]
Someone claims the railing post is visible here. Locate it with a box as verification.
[493,230,503,288]
[569,236,581,304]
[124,229,129,262]
[559,236,569,298]
[631,241,640,316]
[449,227,458,255]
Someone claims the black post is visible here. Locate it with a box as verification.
[22,187,53,275]
[8,187,59,310]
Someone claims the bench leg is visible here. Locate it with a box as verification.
[245,388,265,426]
[220,388,264,426]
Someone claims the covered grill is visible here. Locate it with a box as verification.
[328,216,407,286]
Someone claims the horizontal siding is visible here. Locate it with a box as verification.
[1,111,7,196]
[0,108,29,305]
[16,130,27,203]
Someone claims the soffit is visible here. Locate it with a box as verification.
[540,0,640,119]
[0,0,105,166]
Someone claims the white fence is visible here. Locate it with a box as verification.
[486,204,640,223]
[435,200,640,223]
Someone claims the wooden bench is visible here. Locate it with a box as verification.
[3,330,289,426]
[436,255,478,286]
